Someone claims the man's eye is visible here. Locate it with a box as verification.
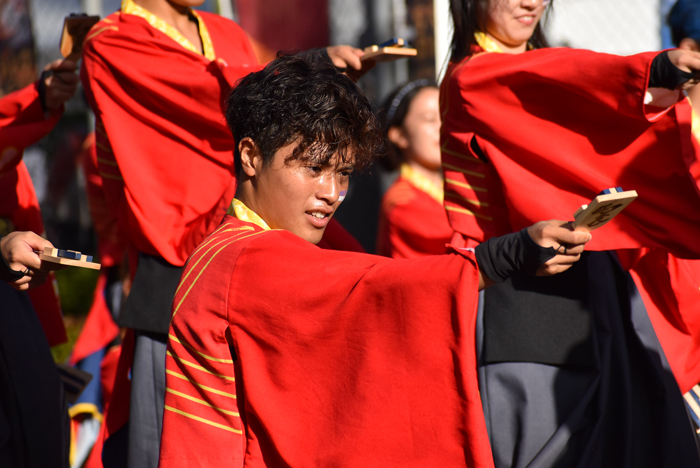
[307,166,322,173]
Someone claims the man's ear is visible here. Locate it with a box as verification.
[239,137,262,177]
[387,125,409,150]
[679,38,700,52]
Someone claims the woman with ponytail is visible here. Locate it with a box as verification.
[441,0,700,466]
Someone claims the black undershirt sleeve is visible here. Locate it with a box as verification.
[649,51,696,90]
[475,229,557,283]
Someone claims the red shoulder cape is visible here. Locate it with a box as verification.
[160,216,493,467]
[81,11,261,266]
[440,48,700,258]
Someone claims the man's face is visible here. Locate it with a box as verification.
[246,141,354,244]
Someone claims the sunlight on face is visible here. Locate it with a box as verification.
[485,0,547,54]
[253,142,354,244]
[398,87,442,172]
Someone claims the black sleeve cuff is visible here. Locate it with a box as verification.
[649,51,695,90]
[475,229,557,283]
[0,238,26,283]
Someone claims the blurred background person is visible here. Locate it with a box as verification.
[376,79,453,258]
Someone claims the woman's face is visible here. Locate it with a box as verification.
[391,87,442,171]
[485,0,547,53]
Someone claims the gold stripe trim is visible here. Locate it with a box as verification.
[442,163,485,178]
[166,388,239,417]
[172,232,266,320]
[86,26,119,42]
[166,369,237,399]
[444,178,487,193]
[167,350,235,381]
[189,9,216,60]
[175,228,255,296]
[97,157,118,167]
[444,191,489,207]
[399,164,443,204]
[121,0,215,60]
[169,333,234,364]
[164,405,242,434]
[227,199,271,231]
[98,171,123,181]
[441,146,484,164]
[445,205,493,221]
[95,141,113,153]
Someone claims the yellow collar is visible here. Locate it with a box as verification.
[474,32,503,53]
[226,199,271,231]
[121,0,216,60]
[474,31,533,54]
[400,164,444,204]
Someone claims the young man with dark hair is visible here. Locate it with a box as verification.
[158,54,591,467]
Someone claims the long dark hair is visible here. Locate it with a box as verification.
[448,0,552,63]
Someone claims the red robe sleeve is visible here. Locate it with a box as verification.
[0,82,61,175]
[440,48,700,259]
[376,177,454,258]
[0,82,66,346]
[317,217,365,253]
[79,132,125,268]
[160,216,493,467]
[81,12,260,266]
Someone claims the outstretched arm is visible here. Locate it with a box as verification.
[476,221,592,290]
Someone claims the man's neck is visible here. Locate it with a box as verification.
[134,0,189,21]
[133,0,203,53]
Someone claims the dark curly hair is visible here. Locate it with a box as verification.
[226,53,382,174]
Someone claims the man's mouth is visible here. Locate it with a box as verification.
[306,210,332,228]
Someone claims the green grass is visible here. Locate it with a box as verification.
[54,267,100,316]
[50,267,100,363]
[51,315,85,364]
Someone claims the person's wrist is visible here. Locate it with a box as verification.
[0,236,27,283]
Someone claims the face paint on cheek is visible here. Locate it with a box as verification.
[339,190,347,202]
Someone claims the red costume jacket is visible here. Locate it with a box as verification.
[0,82,65,346]
[81,2,260,266]
[159,212,492,468]
[377,165,454,258]
[440,44,700,393]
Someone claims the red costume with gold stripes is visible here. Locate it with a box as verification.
[439,35,700,467]
[440,42,700,394]
[81,1,260,267]
[159,208,493,468]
